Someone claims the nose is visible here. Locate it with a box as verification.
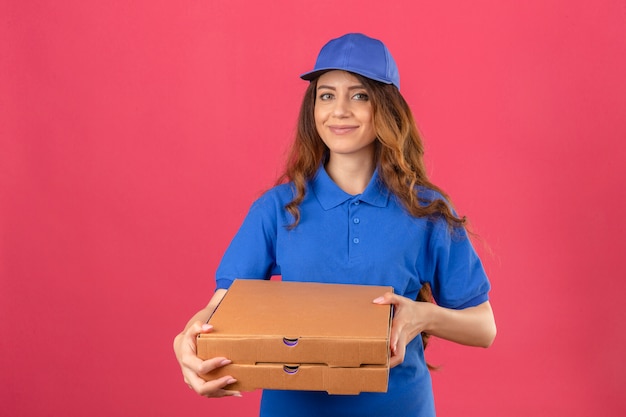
[331,96,351,118]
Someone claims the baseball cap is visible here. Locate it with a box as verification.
[300,33,400,90]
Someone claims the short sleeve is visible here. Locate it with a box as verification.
[422,220,491,309]
[214,194,281,290]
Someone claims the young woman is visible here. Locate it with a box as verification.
[173,33,496,417]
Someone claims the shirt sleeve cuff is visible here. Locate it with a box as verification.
[215,278,234,291]
[451,293,489,309]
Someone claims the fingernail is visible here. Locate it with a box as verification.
[220,359,232,366]
[232,392,243,397]
[226,378,237,384]
[373,297,384,303]
[201,324,212,331]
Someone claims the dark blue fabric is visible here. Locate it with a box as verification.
[215,166,490,416]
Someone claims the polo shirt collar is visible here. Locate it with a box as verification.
[311,165,390,210]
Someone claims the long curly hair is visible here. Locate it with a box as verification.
[277,73,465,360]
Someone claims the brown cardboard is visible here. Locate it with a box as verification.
[205,363,389,395]
[197,279,392,394]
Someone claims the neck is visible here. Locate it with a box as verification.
[325,153,375,195]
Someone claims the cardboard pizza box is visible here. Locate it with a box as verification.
[197,279,392,394]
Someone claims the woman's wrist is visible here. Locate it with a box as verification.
[417,300,437,336]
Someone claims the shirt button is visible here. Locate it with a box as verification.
[353,218,360,224]
[354,201,360,205]
[353,238,360,244]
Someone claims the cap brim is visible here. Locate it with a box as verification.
[300,69,332,81]
[300,67,396,88]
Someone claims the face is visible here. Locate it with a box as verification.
[314,70,377,161]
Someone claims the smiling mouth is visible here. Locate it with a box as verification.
[329,126,358,134]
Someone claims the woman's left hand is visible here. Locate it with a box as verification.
[373,293,497,367]
[373,292,433,368]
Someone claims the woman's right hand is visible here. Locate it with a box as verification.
[173,320,242,398]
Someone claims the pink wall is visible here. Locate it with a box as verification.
[2,1,625,416]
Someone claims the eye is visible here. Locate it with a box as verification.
[319,93,333,100]
[353,92,369,101]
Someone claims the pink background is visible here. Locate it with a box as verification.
[2,1,625,416]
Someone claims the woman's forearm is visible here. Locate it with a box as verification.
[173,289,228,357]
[425,301,496,348]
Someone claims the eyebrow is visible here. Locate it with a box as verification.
[317,84,367,91]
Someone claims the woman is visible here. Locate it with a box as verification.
[173,33,496,416]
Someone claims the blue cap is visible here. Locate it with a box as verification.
[300,33,400,90]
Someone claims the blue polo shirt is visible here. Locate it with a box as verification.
[215,166,490,417]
